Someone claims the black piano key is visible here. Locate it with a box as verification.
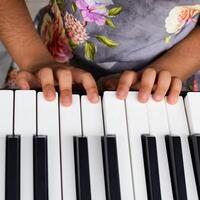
[165,135,187,200]
[5,135,21,200]
[189,135,200,199]
[74,136,91,200]
[101,135,121,200]
[141,134,161,200]
[33,135,48,200]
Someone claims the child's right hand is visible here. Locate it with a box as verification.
[99,68,182,104]
[16,64,99,107]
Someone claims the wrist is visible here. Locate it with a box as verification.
[20,55,55,72]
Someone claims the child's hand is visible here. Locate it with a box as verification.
[16,65,99,106]
[100,68,182,104]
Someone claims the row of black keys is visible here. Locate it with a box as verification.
[142,134,200,200]
[5,134,200,200]
[5,135,120,200]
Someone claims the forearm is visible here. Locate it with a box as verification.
[0,0,54,71]
[148,26,200,81]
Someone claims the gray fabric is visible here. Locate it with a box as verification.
[0,42,12,88]
[65,0,200,72]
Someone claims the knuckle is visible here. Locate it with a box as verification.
[83,72,93,80]
[89,85,97,90]
[171,88,181,94]
[119,80,129,88]
[40,67,51,73]
[122,70,134,76]
[144,68,156,75]
[173,77,182,84]
[43,83,54,89]
[141,83,152,91]
[58,69,72,77]
[155,89,167,96]
[86,84,98,92]
[39,67,52,76]
[64,70,72,76]
[16,71,26,79]
[61,88,71,94]
[156,84,169,92]
[159,70,171,78]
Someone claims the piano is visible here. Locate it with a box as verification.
[0,90,200,200]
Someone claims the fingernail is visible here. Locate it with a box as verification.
[62,96,71,107]
[138,92,148,102]
[92,94,99,103]
[169,96,177,104]
[46,90,55,100]
[153,94,162,101]
[117,90,126,99]
[21,84,29,90]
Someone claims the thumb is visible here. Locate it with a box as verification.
[16,71,41,89]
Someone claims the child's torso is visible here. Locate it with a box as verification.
[63,0,200,71]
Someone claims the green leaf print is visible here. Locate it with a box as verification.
[84,41,96,61]
[164,35,172,44]
[69,39,78,49]
[189,85,193,91]
[109,6,123,17]
[71,2,77,12]
[106,18,116,28]
[96,35,118,48]
[56,0,65,11]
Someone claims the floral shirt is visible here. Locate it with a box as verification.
[38,0,200,73]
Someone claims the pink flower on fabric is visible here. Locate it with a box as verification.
[40,3,73,63]
[64,12,89,45]
[49,23,73,63]
[5,69,18,89]
[75,0,109,25]
[165,5,200,34]
[193,79,199,92]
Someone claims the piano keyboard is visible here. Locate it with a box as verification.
[0,90,200,200]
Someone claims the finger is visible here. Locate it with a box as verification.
[16,71,40,89]
[152,70,171,101]
[16,77,30,90]
[38,67,56,101]
[116,71,138,99]
[74,70,99,103]
[56,69,73,107]
[138,68,156,103]
[167,77,182,104]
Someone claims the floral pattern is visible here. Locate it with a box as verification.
[39,0,122,61]
[67,0,122,60]
[40,3,73,63]
[164,5,200,43]
[64,12,89,45]
[75,0,109,25]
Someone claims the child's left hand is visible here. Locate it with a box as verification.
[99,68,182,104]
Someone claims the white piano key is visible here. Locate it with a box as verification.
[185,92,200,134]
[60,95,82,200]
[15,90,36,200]
[37,92,62,200]
[103,91,135,200]
[81,96,106,200]
[0,90,13,200]
[166,97,198,200]
[125,92,148,200]
[0,90,13,134]
[147,97,173,200]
